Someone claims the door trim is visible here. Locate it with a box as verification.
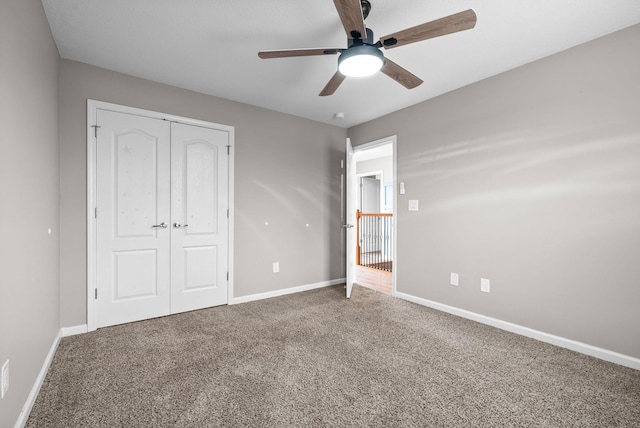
[351,136,397,296]
[86,100,235,331]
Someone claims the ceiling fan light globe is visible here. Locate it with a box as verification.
[338,45,384,77]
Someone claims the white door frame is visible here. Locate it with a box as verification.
[86,100,235,332]
[350,136,397,296]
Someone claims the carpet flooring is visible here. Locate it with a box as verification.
[27,285,640,427]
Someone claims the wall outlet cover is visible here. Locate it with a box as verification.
[272,262,280,273]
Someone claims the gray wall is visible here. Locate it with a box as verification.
[348,24,640,358]
[0,0,60,425]
[59,60,347,327]
[356,156,393,184]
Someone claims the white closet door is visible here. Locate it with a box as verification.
[170,122,229,313]
[96,110,171,327]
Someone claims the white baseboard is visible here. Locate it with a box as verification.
[396,291,640,371]
[14,331,62,428]
[61,324,88,337]
[231,278,345,305]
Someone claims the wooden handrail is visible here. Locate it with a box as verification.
[357,212,393,217]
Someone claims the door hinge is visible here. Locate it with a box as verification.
[94,207,98,219]
[94,288,98,299]
[91,125,101,138]
[226,145,231,155]
[227,272,229,281]
[227,209,229,218]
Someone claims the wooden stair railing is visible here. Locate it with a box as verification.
[356,209,393,272]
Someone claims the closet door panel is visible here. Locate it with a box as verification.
[95,110,171,327]
[170,122,229,313]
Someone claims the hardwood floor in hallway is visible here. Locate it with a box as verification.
[355,265,392,295]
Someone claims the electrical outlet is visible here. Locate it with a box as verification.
[273,262,279,273]
[1,359,9,398]
[481,278,490,293]
[450,273,459,286]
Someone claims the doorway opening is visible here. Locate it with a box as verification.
[351,137,396,295]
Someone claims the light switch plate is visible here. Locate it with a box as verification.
[408,200,419,211]
[481,278,490,293]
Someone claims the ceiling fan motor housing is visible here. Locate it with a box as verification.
[361,0,371,20]
[339,28,384,78]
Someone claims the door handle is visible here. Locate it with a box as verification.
[173,223,189,228]
[152,222,168,229]
[342,224,354,229]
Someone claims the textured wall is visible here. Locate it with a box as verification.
[348,24,640,358]
[0,0,60,425]
[59,60,347,327]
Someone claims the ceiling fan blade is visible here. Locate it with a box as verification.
[319,72,346,96]
[258,48,343,59]
[380,9,477,49]
[381,59,423,89]
[333,0,367,39]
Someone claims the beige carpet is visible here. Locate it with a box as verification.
[27,285,640,427]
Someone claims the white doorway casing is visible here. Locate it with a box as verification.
[347,136,397,296]
[87,100,235,331]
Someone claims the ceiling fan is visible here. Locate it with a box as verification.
[258,0,477,96]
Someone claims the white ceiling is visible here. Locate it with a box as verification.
[42,0,640,128]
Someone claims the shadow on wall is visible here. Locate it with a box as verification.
[402,120,640,214]
[233,146,344,295]
[396,118,640,357]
